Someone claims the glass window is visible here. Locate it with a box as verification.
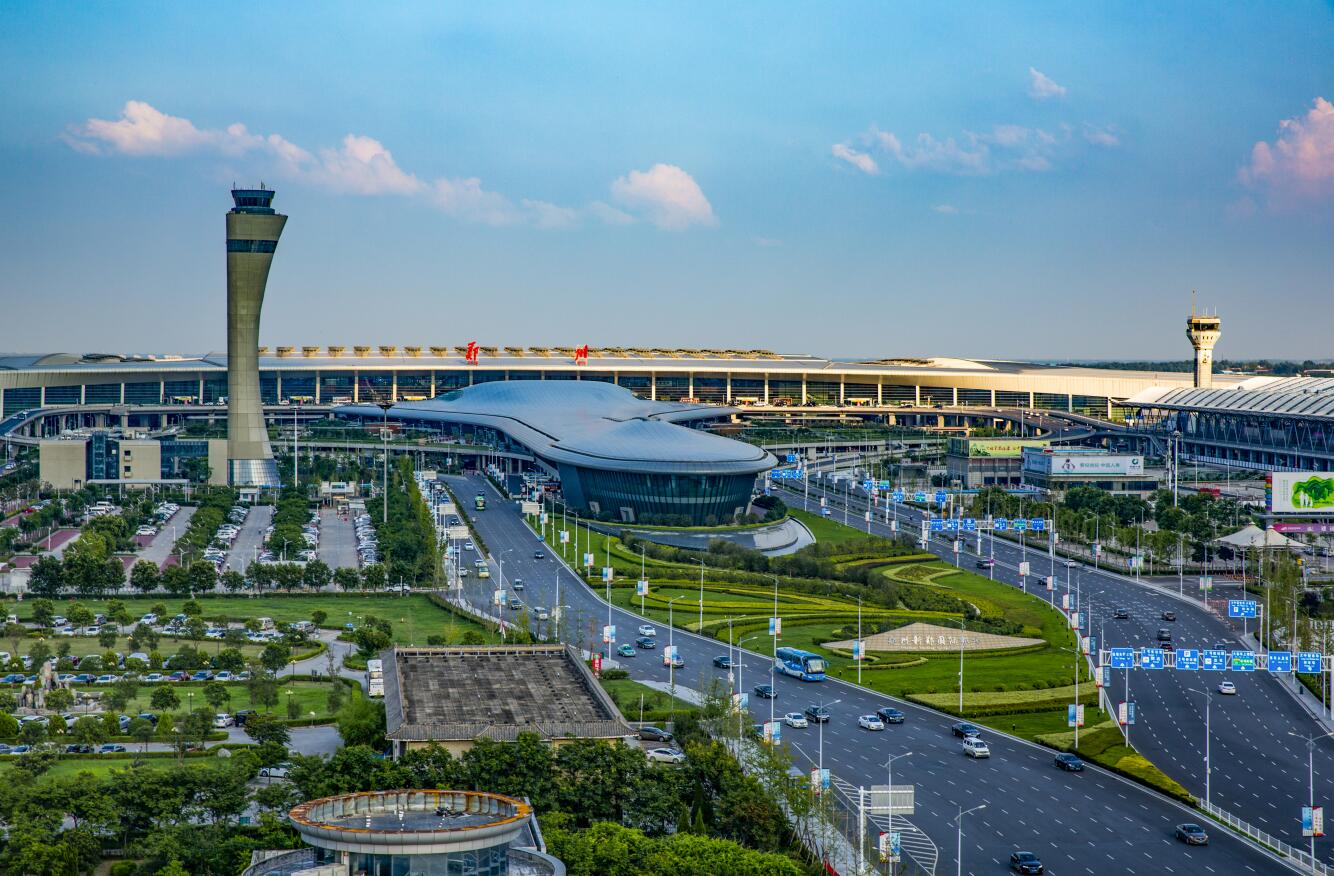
[617,373,651,397]
[3,387,39,416]
[843,382,878,405]
[281,373,316,403]
[123,382,162,405]
[43,385,80,405]
[435,370,469,392]
[259,373,279,405]
[656,376,688,401]
[225,239,278,253]
[767,378,801,406]
[471,370,505,386]
[84,383,121,405]
[358,372,393,402]
[693,375,726,404]
[202,377,229,404]
[957,388,990,407]
[396,371,431,400]
[164,379,198,404]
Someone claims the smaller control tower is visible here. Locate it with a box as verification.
[1186,294,1221,389]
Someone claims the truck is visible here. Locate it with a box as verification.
[474,493,486,511]
[366,658,384,698]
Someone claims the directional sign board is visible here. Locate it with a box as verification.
[1175,648,1200,671]
[1109,647,1135,669]
[1231,650,1256,672]
[994,518,1009,531]
[892,490,905,503]
[867,785,915,815]
[1299,652,1324,674]
[935,490,947,506]
[929,519,945,531]
[1202,649,1228,671]
[1140,648,1166,670]
[1268,652,1293,673]
[1030,518,1046,531]
[1228,600,1259,619]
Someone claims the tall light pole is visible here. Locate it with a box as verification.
[737,633,760,739]
[667,596,684,730]
[697,559,706,632]
[1190,687,1213,808]
[953,803,986,876]
[1288,728,1334,864]
[374,399,394,526]
[816,696,843,783]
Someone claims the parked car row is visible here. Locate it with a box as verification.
[354,513,379,566]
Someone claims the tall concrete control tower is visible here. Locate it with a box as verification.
[1186,300,1221,389]
[225,187,286,487]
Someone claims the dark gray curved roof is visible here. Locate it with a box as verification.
[334,380,775,476]
[1127,377,1334,421]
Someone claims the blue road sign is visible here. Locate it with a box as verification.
[929,519,945,532]
[1231,650,1256,672]
[1030,518,1046,531]
[913,491,927,503]
[944,518,959,531]
[878,480,892,490]
[994,517,1009,531]
[1141,648,1166,670]
[1126,702,1136,725]
[1228,600,1258,619]
[1299,652,1324,674]
[892,490,905,503]
[962,517,976,531]
[1201,649,1228,671]
[1013,518,1028,531]
[1268,652,1293,673]
[785,453,799,463]
[1109,647,1135,669]
[862,480,875,491]
[934,490,947,506]
[1175,648,1200,671]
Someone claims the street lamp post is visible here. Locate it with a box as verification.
[1190,687,1213,808]
[953,803,986,876]
[737,633,760,739]
[816,696,843,785]
[667,595,683,730]
[697,559,706,632]
[375,399,394,526]
[1287,728,1334,864]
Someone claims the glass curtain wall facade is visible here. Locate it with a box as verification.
[347,847,509,876]
[560,464,755,525]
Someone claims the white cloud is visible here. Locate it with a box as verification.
[1082,123,1120,147]
[932,204,959,215]
[303,135,423,196]
[1028,67,1067,100]
[832,142,879,175]
[610,163,717,230]
[1239,97,1334,205]
[872,128,991,175]
[67,100,727,232]
[751,235,782,247]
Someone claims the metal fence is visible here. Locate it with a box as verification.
[1201,801,1330,876]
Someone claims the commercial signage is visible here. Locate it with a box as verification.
[1176,648,1200,670]
[1199,575,1214,592]
[769,617,782,637]
[1067,703,1085,727]
[1018,561,1031,576]
[1023,450,1145,477]
[602,624,615,644]
[851,640,864,660]
[636,579,649,596]
[583,552,594,568]
[878,831,902,864]
[809,767,831,794]
[1303,806,1325,838]
[1097,665,1109,687]
[602,566,613,582]
[960,438,1050,458]
[591,654,601,677]
[1270,473,1334,515]
[762,721,780,745]
[663,645,679,665]
[560,530,569,544]
[493,589,506,606]
[1275,522,1334,534]
[1118,701,1136,725]
[1045,576,1054,591]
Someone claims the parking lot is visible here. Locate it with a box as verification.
[225,505,273,574]
[135,505,196,568]
[317,506,359,569]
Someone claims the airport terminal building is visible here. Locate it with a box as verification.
[335,381,773,525]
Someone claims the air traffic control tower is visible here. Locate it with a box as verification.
[1186,305,1221,389]
[225,187,286,488]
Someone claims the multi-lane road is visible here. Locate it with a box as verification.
[446,473,1290,875]
[784,473,1334,866]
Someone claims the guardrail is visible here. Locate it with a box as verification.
[1200,801,1330,875]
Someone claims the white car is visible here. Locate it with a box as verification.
[857,714,885,731]
[1217,680,1237,695]
[136,526,157,537]
[638,624,657,637]
[962,737,991,758]
[782,712,808,728]
[646,747,686,764]
[464,542,475,551]
[213,713,234,728]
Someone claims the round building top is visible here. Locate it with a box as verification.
[288,789,532,854]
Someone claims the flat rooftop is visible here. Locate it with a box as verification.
[383,645,634,743]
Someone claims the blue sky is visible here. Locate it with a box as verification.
[1,2,1330,359]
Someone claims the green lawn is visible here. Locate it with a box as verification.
[599,676,700,725]
[790,509,888,546]
[0,755,229,780]
[13,594,488,648]
[103,679,338,720]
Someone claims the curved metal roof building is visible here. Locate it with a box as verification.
[335,381,774,525]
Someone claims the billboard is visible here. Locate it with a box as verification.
[949,438,1050,458]
[1023,450,1145,477]
[1269,473,1334,515]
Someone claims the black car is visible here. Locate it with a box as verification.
[136,712,159,725]
[804,705,831,723]
[233,709,257,727]
[1157,628,1173,641]
[1161,610,1176,622]
[1054,753,1084,771]
[1010,851,1044,874]
[1175,823,1209,845]
[637,726,673,742]
[635,636,656,649]
[64,744,94,754]
[1113,608,1129,619]
[534,551,545,560]
[712,655,734,669]
[753,684,775,699]
[951,721,981,737]
[876,707,905,724]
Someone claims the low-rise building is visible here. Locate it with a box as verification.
[382,644,635,757]
[38,432,227,489]
[945,437,1049,488]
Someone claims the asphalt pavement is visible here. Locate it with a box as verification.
[137,506,197,568]
[316,506,358,569]
[226,505,274,574]
[446,472,1289,876]
[785,476,1334,866]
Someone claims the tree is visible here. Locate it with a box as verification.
[128,717,154,755]
[311,609,328,627]
[161,565,191,597]
[46,687,74,713]
[182,599,202,618]
[106,600,130,627]
[68,604,94,630]
[333,567,360,592]
[303,559,331,591]
[4,622,26,657]
[203,681,230,712]
[130,561,161,594]
[29,556,66,597]
[100,557,126,595]
[260,642,292,675]
[29,598,55,629]
[97,627,118,649]
[188,562,217,594]
[361,563,386,592]
[129,622,160,652]
[245,713,291,748]
[150,685,180,712]
[336,695,386,749]
[71,715,108,747]
[215,648,246,673]
[219,570,246,593]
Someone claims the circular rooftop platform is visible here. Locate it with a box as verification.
[289,789,532,854]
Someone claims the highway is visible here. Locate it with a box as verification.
[446,473,1288,876]
[784,474,1334,866]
